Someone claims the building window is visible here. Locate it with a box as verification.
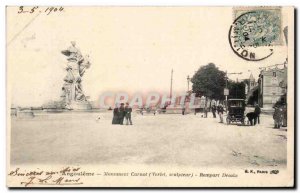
[273,72,276,77]
[272,77,276,85]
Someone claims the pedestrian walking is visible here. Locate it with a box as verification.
[254,104,261,125]
[273,106,283,129]
[217,104,224,123]
[125,102,133,125]
[203,106,208,118]
[211,104,217,118]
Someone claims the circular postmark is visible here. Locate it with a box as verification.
[229,10,281,61]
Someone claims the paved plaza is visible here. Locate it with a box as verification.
[10,111,287,168]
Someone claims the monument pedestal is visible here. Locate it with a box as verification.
[69,101,92,110]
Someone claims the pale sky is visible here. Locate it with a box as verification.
[7,7,289,106]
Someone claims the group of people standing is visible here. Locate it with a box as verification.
[207,102,288,129]
[112,103,133,125]
[211,104,225,123]
[110,102,286,128]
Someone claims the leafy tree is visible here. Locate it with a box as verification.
[191,63,226,100]
[242,79,250,87]
[227,81,246,99]
[247,87,258,105]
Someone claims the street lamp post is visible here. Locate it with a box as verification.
[170,69,173,99]
[187,75,190,92]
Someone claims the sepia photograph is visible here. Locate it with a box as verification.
[6,6,294,187]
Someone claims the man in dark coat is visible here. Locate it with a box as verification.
[125,102,133,125]
[211,104,217,118]
[203,106,208,118]
[273,106,283,129]
[118,103,126,125]
[254,104,261,125]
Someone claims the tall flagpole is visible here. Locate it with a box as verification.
[170,69,173,99]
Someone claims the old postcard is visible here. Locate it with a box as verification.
[6,6,294,187]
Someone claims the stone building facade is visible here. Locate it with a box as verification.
[258,65,287,108]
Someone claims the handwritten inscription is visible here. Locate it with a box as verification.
[17,6,64,15]
[8,167,94,187]
[8,167,281,187]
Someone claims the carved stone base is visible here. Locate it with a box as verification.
[69,101,92,110]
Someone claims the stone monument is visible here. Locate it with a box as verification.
[60,41,92,110]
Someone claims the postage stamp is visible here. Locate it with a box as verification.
[229,7,282,61]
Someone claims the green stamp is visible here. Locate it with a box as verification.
[233,9,281,47]
[229,8,282,61]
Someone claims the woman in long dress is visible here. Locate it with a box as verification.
[112,105,120,124]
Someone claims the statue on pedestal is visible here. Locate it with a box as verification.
[61,41,92,110]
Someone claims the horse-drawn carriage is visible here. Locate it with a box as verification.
[226,99,246,125]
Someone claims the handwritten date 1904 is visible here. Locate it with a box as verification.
[17,6,64,15]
